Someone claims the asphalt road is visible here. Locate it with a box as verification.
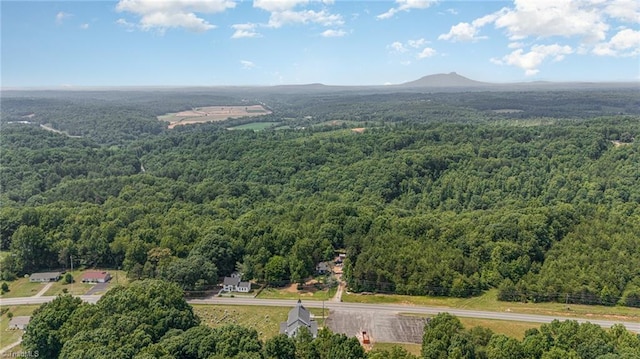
[2,295,639,333]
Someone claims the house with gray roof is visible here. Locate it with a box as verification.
[29,272,61,282]
[222,272,251,293]
[280,299,318,338]
[8,316,30,330]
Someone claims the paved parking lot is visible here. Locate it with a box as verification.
[325,309,427,343]
[85,282,109,295]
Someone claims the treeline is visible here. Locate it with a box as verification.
[419,312,640,359]
[2,89,638,147]
[1,98,640,305]
[21,280,640,359]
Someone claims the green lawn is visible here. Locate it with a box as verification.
[342,289,640,322]
[0,305,40,348]
[257,285,337,301]
[0,278,46,299]
[193,304,326,340]
[227,122,280,131]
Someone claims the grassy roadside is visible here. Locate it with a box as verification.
[0,278,45,299]
[342,289,640,322]
[257,286,337,301]
[193,304,326,340]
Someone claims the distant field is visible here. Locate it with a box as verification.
[227,121,281,131]
[158,105,271,129]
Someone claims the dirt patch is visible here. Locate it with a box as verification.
[612,140,632,147]
[159,105,271,129]
[280,280,325,296]
[326,309,427,344]
[352,128,366,133]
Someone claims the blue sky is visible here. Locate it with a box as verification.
[2,0,639,87]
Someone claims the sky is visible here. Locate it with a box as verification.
[1,0,639,87]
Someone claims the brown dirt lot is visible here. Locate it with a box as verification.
[158,105,271,129]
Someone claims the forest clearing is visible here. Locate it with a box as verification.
[158,105,271,129]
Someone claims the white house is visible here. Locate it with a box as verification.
[222,272,251,293]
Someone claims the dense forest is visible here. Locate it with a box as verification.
[1,88,639,306]
[21,279,640,359]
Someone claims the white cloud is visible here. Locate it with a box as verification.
[491,44,573,76]
[439,22,477,42]
[508,42,524,49]
[446,8,458,15]
[378,0,435,20]
[494,0,608,42]
[438,11,502,42]
[254,0,308,12]
[115,0,235,32]
[407,38,427,48]
[116,18,136,32]
[231,23,261,38]
[266,9,343,28]
[593,28,640,56]
[252,0,343,30]
[240,60,256,69]
[603,0,640,23]
[321,29,346,37]
[56,11,72,25]
[80,23,89,30]
[389,41,407,53]
[417,47,437,58]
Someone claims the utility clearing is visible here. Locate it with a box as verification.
[158,105,271,129]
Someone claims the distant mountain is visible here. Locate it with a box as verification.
[399,72,489,87]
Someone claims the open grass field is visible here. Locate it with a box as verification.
[342,289,640,322]
[0,305,39,349]
[158,105,271,129]
[0,278,45,299]
[257,283,337,301]
[193,304,327,340]
[227,121,281,131]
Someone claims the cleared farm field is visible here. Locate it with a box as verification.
[158,105,271,129]
[227,122,281,131]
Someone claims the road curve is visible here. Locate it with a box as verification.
[2,295,639,333]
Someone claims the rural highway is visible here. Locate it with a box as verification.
[2,295,639,333]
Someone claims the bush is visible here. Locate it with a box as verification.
[1,282,9,293]
[64,273,73,284]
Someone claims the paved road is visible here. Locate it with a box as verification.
[2,295,639,333]
[0,338,22,355]
[33,282,53,297]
